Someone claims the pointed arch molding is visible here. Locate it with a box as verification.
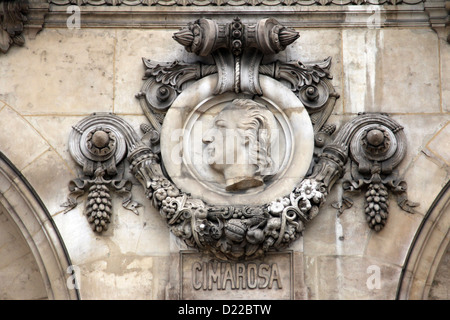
[397,180,450,300]
[0,152,79,300]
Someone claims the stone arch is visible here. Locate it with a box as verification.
[397,180,450,299]
[0,151,79,300]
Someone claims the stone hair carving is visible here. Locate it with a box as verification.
[0,0,28,54]
[65,17,418,260]
[202,99,277,191]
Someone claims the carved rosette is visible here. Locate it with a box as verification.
[65,17,418,260]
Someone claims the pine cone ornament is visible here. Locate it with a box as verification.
[365,183,389,231]
[86,184,112,233]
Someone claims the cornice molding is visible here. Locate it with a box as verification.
[424,0,450,42]
[47,0,424,6]
[4,0,444,47]
[42,4,433,29]
[27,0,50,38]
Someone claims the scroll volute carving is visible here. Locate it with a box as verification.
[0,0,28,54]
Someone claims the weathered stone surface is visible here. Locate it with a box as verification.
[426,121,450,166]
[0,252,47,300]
[52,205,111,266]
[25,115,85,168]
[343,28,440,114]
[0,211,31,270]
[286,29,343,114]
[413,225,447,289]
[112,184,171,256]
[440,38,450,113]
[114,29,188,115]
[403,154,449,215]
[0,211,47,300]
[390,115,450,174]
[19,149,73,215]
[365,203,423,266]
[1,22,448,300]
[304,161,378,257]
[77,255,171,300]
[428,244,450,300]
[305,254,402,299]
[0,29,115,115]
[0,106,49,171]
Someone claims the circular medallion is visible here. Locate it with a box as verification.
[69,116,128,167]
[161,75,314,206]
[350,124,398,163]
[83,127,117,160]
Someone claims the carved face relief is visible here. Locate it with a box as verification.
[202,99,277,191]
[161,75,314,206]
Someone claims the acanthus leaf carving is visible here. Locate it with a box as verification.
[259,56,337,115]
[274,57,333,89]
[142,59,217,93]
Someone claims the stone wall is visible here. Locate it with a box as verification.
[0,4,449,300]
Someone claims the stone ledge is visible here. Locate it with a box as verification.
[40,4,432,28]
[48,0,425,6]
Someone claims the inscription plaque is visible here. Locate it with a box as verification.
[180,251,294,300]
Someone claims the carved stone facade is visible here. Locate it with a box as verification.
[0,0,448,301]
[61,18,418,263]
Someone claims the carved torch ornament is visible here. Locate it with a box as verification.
[64,17,418,260]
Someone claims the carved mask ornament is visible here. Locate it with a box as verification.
[64,17,418,260]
